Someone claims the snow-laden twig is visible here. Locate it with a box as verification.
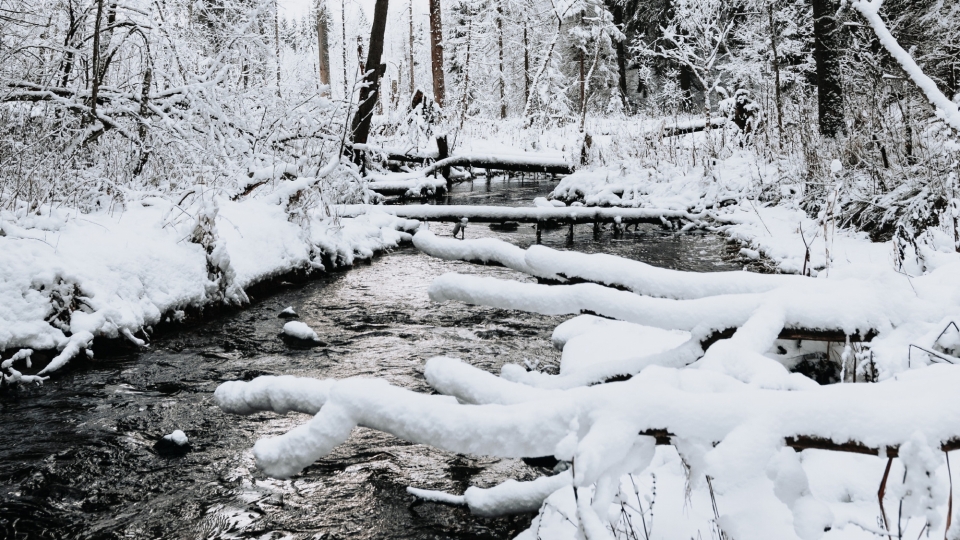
[407,469,573,516]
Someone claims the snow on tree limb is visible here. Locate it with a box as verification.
[216,362,960,486]
[413,230,807,299]
[850,0,960,132]
[427,273,890,339]
[412,229,558,278]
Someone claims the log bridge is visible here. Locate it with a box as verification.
[336,204,701,242]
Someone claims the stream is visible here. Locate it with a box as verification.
[0,175,739,539]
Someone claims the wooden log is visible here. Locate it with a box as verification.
[436,134,451,181]
[429,154,572,175]
[700,327,877,349]
[336,204,701,225]
[524,431,960,469]
[656,117,728,139]
[636,429,960,457]
[353,145,573,175]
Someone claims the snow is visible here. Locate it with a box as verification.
[552,316,689,376]
[217,361,960,537]
[0,199,417,375]
[164,429,189,446]
[412,228,555,278]
[366,176,448,197]
[282,321,320,341]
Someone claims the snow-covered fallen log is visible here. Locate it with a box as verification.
[337,204,704,225]
[365,176,448,197]
[357,145,573,174]
[427,273,891,340]
[216,361,960,534]
[655,116,728,138]
[414,230,808,299]
[412,229,558,278]
[367,147,573,178]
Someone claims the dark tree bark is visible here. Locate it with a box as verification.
[523,22,530,99]
[610,3,629,109]
[316,4,331,94]
[811,0,845,137]
[90,0,104,120]
[428,0,445,106]
[349,0,389,152]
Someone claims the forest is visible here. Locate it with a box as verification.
[1,0,960,538]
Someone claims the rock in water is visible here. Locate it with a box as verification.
[154,429,191,456]
[281,321,325,347]
[278,306,298,319]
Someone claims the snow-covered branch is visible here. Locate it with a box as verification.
[851,0,960,132]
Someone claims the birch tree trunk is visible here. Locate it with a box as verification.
[341,0,348,98]
[498,0,506,119]
[275,0,281,96]
[408,0,415,96]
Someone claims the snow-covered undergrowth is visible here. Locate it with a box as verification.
[0,199,417,380]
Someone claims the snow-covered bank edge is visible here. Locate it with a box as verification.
[0,200,420,382]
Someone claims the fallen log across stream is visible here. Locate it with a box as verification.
[337,204,703,226]
[356,146,575,175]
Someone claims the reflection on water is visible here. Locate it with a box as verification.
[0,175,737,539]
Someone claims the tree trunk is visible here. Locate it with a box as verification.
[408,0,415,96]
[497,0,506,119]
[610,3,629,109]
[316,3,331,94]
[341,0,348,98]
[811,0,845,137]
[349,0,389,152]
[523,21,530,100]
[579,13,585,118]
[274,0,281,96]
[769,3,784,149]
[428,0,445,106]
[90,0,104,120]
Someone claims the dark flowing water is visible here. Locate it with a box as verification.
[0,175,738,539]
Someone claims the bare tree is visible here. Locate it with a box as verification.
[349,0,389,150]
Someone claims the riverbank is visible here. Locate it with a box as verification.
[0,196,419,380]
